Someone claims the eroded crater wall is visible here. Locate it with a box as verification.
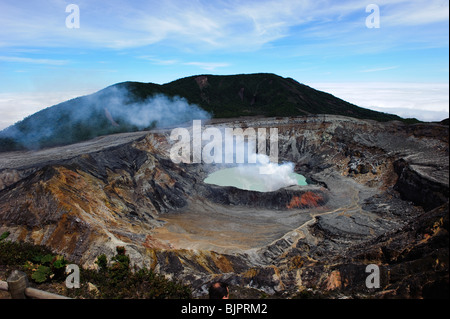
[0,115,448,298]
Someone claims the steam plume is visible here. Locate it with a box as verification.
[0,85,211,151]
[207,130,301,192]
[235,142,300,191]
[236,158,299,192]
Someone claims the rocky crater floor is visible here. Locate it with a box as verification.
[0,115,448,298]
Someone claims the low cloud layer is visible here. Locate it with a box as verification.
[312,82,449,122]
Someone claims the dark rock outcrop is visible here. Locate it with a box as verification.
[394,159,449,211]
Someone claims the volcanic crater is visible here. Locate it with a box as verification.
[0,115,448,298]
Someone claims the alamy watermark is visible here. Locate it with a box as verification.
[169,120,279,173]
[64,4,379,30]
[65,264,80,288]
[63,262,382,290]
[365,264,380,289]
[66,4,80,29]
[366,4,380,29]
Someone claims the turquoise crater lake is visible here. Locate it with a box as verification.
[204,166,307,192]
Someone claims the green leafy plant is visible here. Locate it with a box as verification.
[32,265,52,283]
[0,231,10,242]
[26,253,69,283]
[95,254,108,272]
[109,246,131,284]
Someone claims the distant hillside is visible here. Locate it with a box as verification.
[133,73,406,120]
[0,73,408,152]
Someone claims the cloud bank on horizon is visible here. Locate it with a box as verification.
[0,0,448,129]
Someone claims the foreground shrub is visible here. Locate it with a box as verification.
[1,233,192,299]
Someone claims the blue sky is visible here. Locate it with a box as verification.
[0,0,448,129]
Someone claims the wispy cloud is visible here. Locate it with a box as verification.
[360,66,399,73]
[0,56,69,66]
[138,56,230,71]
[138,56,179,65]
[183,62,231,71]
[379,0,449,26]
[0,0,447,51]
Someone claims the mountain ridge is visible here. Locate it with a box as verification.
[0,73,416,152]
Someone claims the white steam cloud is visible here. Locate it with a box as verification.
[236,155,299,192]
[0,85,211,150]
[205,129,303,192]
[95,86,211,129]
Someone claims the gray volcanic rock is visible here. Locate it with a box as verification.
[0,115,448,298]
